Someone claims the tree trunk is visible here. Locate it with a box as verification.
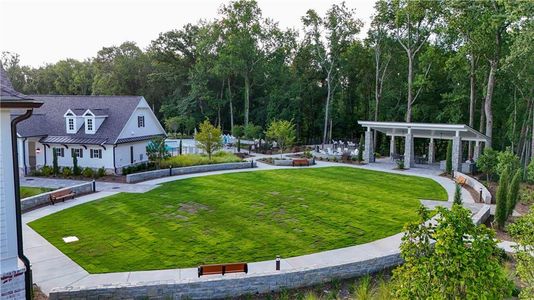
[484,60,497,149]
[322,73,332,148]
[227,78,234,134]
[244,74,250,126]
[374,50,380,148]
[468,54,476,158]
[531,98,534,162]
[406,53,413,122]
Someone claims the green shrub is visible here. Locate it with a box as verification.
[62,167,72,177]
[445,141,452,175]
[73,154,80,176]
[396,159,405,170]
[303,150,313,159]
[495,168,510,229]
[507,170,521,217]
[477,148,498,182]
[41,165,53,176]
[453,183,462,205]
[160,152,242,169]
[527,159,534,183]
[52,150,59,175]
[496,148,520,176]
[82,167,94,178]
[97,167,106,178]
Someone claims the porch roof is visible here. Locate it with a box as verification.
[358,121,489,142]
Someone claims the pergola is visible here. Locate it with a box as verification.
[358,121,490,170]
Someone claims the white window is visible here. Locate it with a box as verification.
[87,118,94,132]
[53,147,64,157]
[67,118,75,132]
[90,149,102,159]
[71,148,83,158]
[138,116,145,128]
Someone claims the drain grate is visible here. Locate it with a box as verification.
[112,186,120,189]
[26,178,34,181]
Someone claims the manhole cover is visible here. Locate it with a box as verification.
[26,178,34,181]
[112,186,120,189]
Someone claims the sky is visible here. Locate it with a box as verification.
[0,0,376,67]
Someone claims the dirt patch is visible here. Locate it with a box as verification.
[179,202,209,214]
[33,284,48,300]
[269,191,280,196]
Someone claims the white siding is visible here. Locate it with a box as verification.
[116,97,166,141]
[115,141,150,169]
[0,109,19,273]
[43,145,114,170]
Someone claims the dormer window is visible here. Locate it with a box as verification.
[87,118,94,131]
[64,109,77,134]
[83,109,96,134]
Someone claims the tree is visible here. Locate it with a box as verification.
[392,205,513,299]
[445,140,452,175]
[506,169,521,217]
[380,0,442,122]
[266,119,296,157]
[496,148,520,176]
[453,183,462,205]
[146,137,170,167]
[476,148,498,182]
[195,119,222,160]
[72,151,80,176]
[52,149,59,175]
[508,207,534,299]
[495,168,510,229]
[243,123,262,140]
[357,134,364,162]
[232,125,244,153]
[301,3,362,147]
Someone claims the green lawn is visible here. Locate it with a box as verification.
[29,167,447,273]
[20,186,53,198]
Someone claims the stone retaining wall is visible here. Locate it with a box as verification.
[49,254,401,300]
[21,182,95,212]
[126,162,256,183]
[454,171,492,204]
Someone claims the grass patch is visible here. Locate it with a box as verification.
[29,167,446,273]
[20,186,53,198]
[159,151,242,168]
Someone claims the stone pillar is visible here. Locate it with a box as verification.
[428,138,435,164]
[452,134,463,172]
[364,129,375,163]
[404,130,414,168]
[389,136,396,161]
[473,141,481,161]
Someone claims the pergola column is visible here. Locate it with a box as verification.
[404,129,414,168]
[390,135,396,161]
[428,138,435,164]
[452,132,463,172]
[473,141,481,161]
[364,128,375,163]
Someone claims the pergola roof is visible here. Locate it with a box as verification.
[358,121,489,142]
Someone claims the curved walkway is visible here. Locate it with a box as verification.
[22,155,477,296]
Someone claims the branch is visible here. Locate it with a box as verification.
[411,63,432,105]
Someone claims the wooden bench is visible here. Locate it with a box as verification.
[49,189,75,205]
[455,176,467,186]
[292,159,310,167]
[198,262,248,277]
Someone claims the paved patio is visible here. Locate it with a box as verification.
[22,154,477,295]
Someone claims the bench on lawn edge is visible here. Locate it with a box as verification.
[198,262,248,277]
[49,189,75,205]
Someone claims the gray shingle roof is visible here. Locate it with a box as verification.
[1,65,42,108]
[14,95,142,145]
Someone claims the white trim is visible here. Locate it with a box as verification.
[114,97,166,143]
[82,109,95,117]
[63,109,76,117]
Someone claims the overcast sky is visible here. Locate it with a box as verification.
[0,0,376,67]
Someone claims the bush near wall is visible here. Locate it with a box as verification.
[159,152,242,169]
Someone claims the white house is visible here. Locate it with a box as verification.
[1,65,43,299]
[13,95,166,175]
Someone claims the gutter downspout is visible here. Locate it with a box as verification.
[11,109,34,300]
[22,137,27,176]
[113,144,117,174]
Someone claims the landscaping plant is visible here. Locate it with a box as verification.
[392,205,513,299]
[62,166,72,177]
[52,150,59,175]
[508,207,534,299]
[445,140,452,176]
[146,136,170,167]
[527,159,534,183]
[357,134,364,162]
[495,168,510,229]
[453,183,462,205]
[506,169,521,217]
[72,152,80,176]
[476,147,498,182]
[195,119,223,160]
[496,148,520,177]
[266,119,296,158]
[97,167,106,178]
[82,167,94,178]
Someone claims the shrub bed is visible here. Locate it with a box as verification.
[159,152,242,169]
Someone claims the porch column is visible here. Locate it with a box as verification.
[364,128,375,163]
[452,132,463,172]
[390,135,396,161]
[404,129,414,168]
[473,141,481,161]
[428,138,435,164]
